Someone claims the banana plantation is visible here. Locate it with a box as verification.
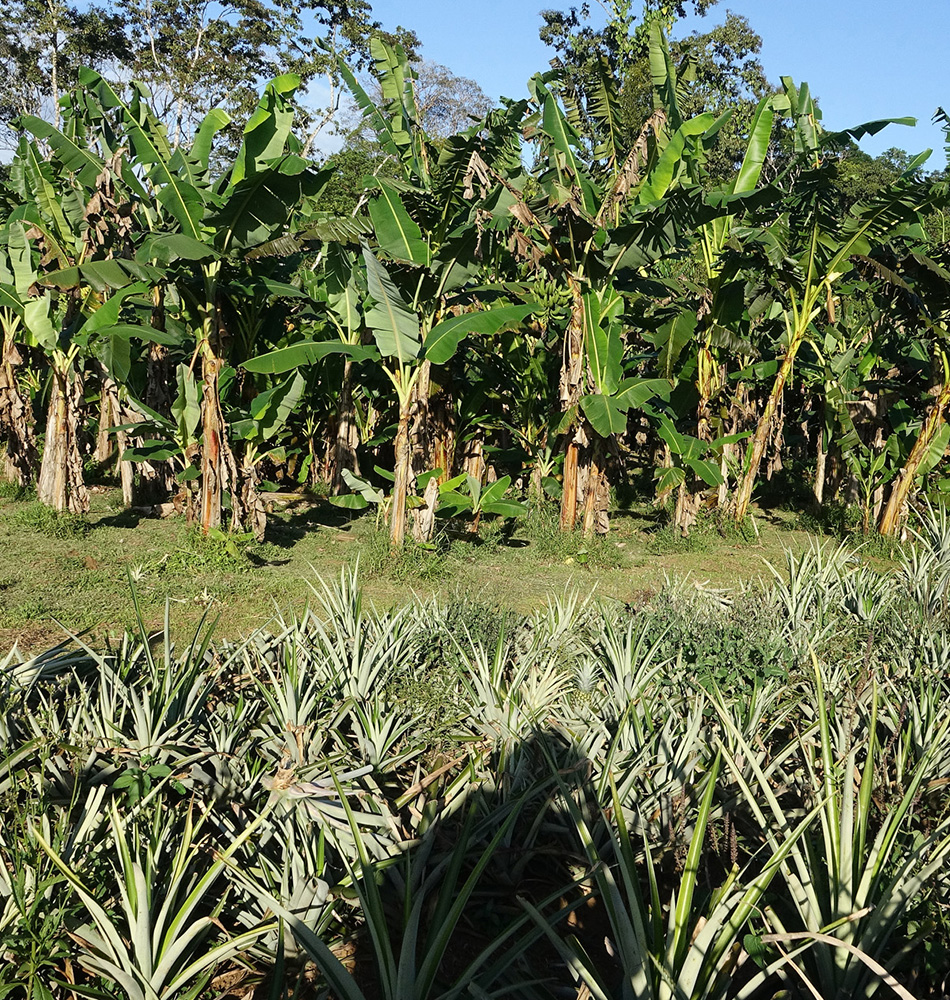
[2,10,950,1000]
[1,30,948,545]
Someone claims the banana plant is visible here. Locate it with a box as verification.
[436,473,527,534]
[491,22,757,535]
[75,68,329,535]
[729,79,931,522]
[3,95,165,511]
[348,39,539,548]
[872,241,950,533]
[249,40,538,548]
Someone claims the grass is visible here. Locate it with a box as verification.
[1,486,834,652]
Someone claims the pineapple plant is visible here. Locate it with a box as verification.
[571,656,600,711]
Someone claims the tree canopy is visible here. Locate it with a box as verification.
[0,0,419,149]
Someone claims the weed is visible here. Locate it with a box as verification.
[625,586,796,687]
[0,480,31,501]
[782,499,864,538]
[646,507,758,554]
[303,478,332,500]
[855,531,904,561]
[386,662,461,751]
[10,501,89,539]
[518,497,626,567]
[646,524,711,555]
[441,594,516,656]
[362,524,449,582]
[473,515,512,549]
[157,526,254,573]
[712,509,759,543]
[0,595,50,627]
[518,496,562,545]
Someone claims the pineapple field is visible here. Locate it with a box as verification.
[2,506,950,997]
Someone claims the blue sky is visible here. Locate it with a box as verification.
[365,0,949,167]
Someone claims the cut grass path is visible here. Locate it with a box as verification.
[0,487,823,653]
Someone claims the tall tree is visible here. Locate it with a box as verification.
[0,0,130,142]
[540,2,773,185]
[0,0,419,153]
[410,59,493,139]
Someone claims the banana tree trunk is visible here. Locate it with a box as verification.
[390,400,412,549]
[331,358,360,493]
[410,359,431,447]
[878,378,950,536]
[0,335,37,485]
[411,364,457,543]
[92,372,136,509]
[138,305,177,504]
[199,350,227,534]
[430,378,456,485]
[116,409,136,508]
[94,374,118,465]
[461,434,485,483]
[560,434,581,532]
[696,345,715,443]
[581,435,609,537]
[813,420,827,506]
[413,474,440,543]
[674,480,701,535]
[734,332,804,522]
[559,280,585,532]
[37,363,89,513]
[234,458,267,541]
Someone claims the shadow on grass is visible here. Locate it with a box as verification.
[91,509,145,530]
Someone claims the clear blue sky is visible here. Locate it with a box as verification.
[366,0,949,166]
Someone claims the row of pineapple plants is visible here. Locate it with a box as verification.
[1,506,950,998]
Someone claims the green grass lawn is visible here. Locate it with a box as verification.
[0,485,826,653]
